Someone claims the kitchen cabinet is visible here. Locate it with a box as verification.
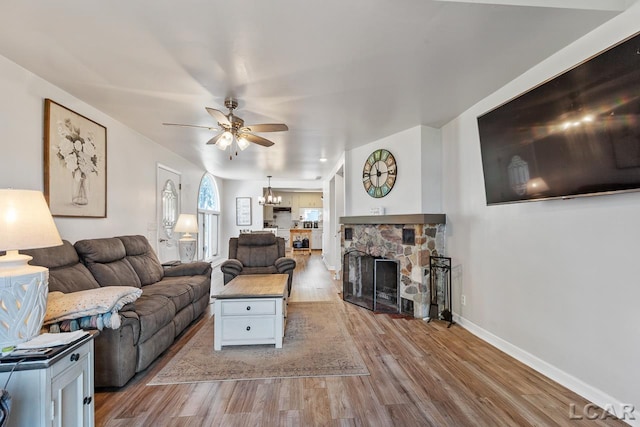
[0,334,95,427]
[263,205,274,220]
[279,194,293,207]
[298,193,322,208]
[271,192,322,219]
[276,228,290,248]
[311,229,322,250]
[291,194,300,219]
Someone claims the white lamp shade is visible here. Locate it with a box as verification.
[174,214,198,234]
[237,136,250,151]
[0,189,62,348]
[216,132,233,150]
[0,189,62,252]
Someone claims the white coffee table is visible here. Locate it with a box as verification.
[213,274,288,351]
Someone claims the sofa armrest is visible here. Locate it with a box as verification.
[119,310,139,321]
[220,259,243,275]
[164,261,212,277]
[120,302,136,312]
[274,257,296,273]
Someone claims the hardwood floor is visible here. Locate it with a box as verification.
[95,253,625,426]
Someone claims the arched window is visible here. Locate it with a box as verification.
[197,173,220,260]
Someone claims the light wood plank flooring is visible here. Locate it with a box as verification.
[95,253,625,426]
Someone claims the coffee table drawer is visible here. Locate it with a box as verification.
[221,300,275,316]
[221,317,276,340]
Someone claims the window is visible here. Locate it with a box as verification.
[301,208,321,221]
[197,173,220,260]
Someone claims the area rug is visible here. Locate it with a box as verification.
[148,301,369,385]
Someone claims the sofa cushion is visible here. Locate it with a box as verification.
[118,235,165,286]
[133,294,176,343]
[23,240,101,293]
[75,237,126,263]
[24,240,77,269]
[142,279,194,312]
[75,238,142,288]
[50,264,102,293]
[185,275,211,302]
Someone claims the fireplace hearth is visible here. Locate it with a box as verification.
[343,250,399,313]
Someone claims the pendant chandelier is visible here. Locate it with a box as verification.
[258,175,281,206]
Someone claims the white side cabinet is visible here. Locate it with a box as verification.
[213,274,288,351]
[311,229,322,250]
[214,297,285,350]
[0,334,95,427]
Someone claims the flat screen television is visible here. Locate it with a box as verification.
[477,31,640,205]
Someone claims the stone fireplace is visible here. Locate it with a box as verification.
[340,214,446,318]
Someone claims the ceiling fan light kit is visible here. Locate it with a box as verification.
[164,97,288,160]
[237,136,251,151]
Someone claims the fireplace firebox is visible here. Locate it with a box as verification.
[342,250,399,313]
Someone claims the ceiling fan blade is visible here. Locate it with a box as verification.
[162,122,219,131]
[205,107,231,127]
[206,133,225,145]
[240,133,275,147]
[242,123,288,133]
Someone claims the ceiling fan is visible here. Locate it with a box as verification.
[163,97,288,159]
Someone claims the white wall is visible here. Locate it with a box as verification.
[345,125,443,216]
[0,54,207,250]
[421,126,442,213]
[220,179,265,257]
[326,172,345,272]
[442,3,640,421]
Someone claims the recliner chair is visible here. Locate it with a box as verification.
[220,233,296,294]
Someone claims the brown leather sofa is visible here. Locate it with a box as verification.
[220,233,296,293]
[24,235,211,388]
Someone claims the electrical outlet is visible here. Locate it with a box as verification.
[461,295,466,306]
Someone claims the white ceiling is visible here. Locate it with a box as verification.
[0,1,629,181]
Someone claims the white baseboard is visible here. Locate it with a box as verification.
[454,314,638,426]
[322,257,335,272]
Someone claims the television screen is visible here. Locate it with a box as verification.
[477,31,640,205]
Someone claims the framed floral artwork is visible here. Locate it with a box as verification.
[44,99,107,217]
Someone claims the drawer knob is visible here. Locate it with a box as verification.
[83,396,92,405]
[70,353,80,362]
[246,326,251,331]
[246,306,251,311]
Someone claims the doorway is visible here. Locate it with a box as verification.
[157,164,181,262]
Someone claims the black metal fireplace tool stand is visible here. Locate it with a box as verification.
[428,256,454,328]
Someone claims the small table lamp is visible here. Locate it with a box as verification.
[0,189,63,349]
[173,214,198,263]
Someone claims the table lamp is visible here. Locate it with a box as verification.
[0,189,63,349]
[173,214,198,263]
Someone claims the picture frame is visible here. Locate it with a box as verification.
[236,197,252,226]
[44,99,107,217]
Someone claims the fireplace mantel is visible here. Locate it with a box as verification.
[339,213,446,225]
